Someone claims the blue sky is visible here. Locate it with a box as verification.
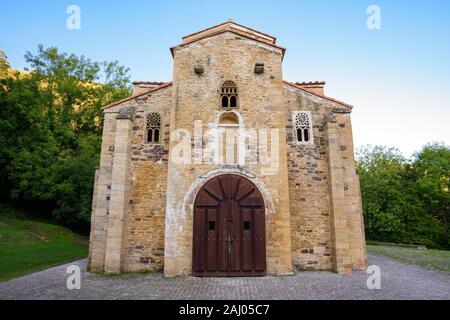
[1,0,449,157]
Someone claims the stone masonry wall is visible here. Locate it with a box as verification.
[334,112,367,270]
[123,86,172,272]
[164,32,293,276]
[284,85,333,270]
[89,86,172,272]
[284,84,367,271]
[88,112,117,272]
[104,109,135,273]
[89,27,367,275]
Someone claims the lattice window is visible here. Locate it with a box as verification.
[220,80,238,109]
[293,111,313,144]
[146,112,161,143]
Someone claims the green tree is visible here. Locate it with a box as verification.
[414,143,450,230]
[0,45,131,228]
[0,50,9,77]
[357,145,449,248]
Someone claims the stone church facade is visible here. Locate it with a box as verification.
[88,20,367,276]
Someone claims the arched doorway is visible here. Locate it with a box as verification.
[192,174,266,277]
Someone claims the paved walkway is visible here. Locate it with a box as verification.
[0,254,449,300]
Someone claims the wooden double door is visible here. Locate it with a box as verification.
[192,174,266,277]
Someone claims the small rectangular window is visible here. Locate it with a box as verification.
[208,221,215,230]
[244,221,251,230]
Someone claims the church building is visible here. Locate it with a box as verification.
[88,20,368,276]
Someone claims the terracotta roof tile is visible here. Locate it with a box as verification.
[102,82,173,110]
[182,20,277,43]
[171,29,286,60]
[284,81,353,109]
[132,81,169,86]
[295,81,326,86]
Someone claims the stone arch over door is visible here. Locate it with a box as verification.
[182,168,274,218]
[192,174,266,277]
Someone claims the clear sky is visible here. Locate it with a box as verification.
[1,0,449,157]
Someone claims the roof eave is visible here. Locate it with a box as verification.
[170,29,286,60]
[102,82,173,110]
[284,81,353,109]
[181,20,277,43]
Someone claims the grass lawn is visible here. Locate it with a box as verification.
[0,216,88,282]
[367,244,450,272]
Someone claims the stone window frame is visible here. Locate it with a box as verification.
[213,110,246,166]
[293,111,314,145]
[219,80,239,110]
[217,111,240,165]
[144,112,163,145]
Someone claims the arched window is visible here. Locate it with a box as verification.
[220,80,238,109]
[218,112,239,127]
[294,111,313,144]
[146,113,161,143]
[218,112,240,164]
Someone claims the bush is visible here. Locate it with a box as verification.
[0,46,131,229]
[358,144,450,249]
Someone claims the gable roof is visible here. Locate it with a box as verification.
[132,81,168,86]
[284,81,353,109]
[170,20,286,60]
[103,80,351,110]
[182,20,277,44]
[295,81,326,86]
[102,82,172,110]
[103,80,352,110]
